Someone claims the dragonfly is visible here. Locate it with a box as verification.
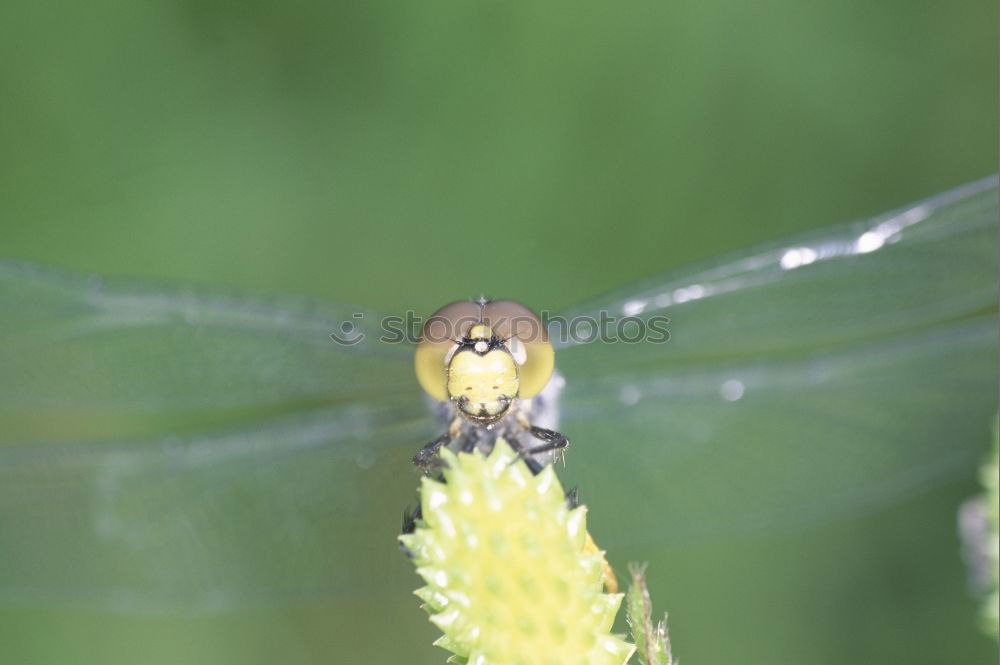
[0,178,996,614]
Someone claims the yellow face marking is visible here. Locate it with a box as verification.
[447,348,519,422]
[468,324,492,340]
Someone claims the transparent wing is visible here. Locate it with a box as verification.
[0,399,434,613]
[0,260,434,612]
[562,319,996,544]
[555,177,997,370]
[555,177,998,542]
[0,261,417,442]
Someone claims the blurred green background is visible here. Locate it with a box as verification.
[0,1,996,664]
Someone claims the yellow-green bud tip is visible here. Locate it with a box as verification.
[401,439,635,665]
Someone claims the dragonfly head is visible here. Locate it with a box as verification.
[414,300,556,423]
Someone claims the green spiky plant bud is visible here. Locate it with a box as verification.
[399,439,635,665]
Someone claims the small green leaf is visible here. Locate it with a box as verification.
[625,563,674,665]
[981,418,999,637]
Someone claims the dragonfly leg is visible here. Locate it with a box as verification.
[412,432,450,473]
[413,417,463,473]
[505,415,570,473]
[506,436,545,474]
[522,425,570,463]
[401,503,421,534]
[399,503,422,557]
[460,428,479,453]
[564,485,580,509]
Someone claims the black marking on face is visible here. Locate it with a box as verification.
[455,331,508,357]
